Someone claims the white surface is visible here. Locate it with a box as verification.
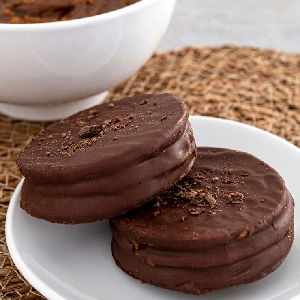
[0,91,108,122]
[0,0,176,109]
[159,0,300,53]
[6,116,300,300]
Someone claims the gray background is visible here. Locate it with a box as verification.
[158,0,300,53]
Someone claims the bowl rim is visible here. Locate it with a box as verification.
[0,0,166,31]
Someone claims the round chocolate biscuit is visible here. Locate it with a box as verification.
[17,93,197,224]
[110,147,294,295]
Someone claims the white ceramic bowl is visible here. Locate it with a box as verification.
[0,0,177,121]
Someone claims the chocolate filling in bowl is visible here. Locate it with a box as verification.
[0,0,140,23]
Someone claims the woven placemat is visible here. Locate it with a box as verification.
[1,45,300,299]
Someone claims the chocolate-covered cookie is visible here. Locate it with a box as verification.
[110,147,294,295]
[17,93,196,224]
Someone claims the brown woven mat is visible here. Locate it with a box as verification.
[1,45,300,299]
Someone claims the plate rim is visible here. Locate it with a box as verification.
[6,178,68,300]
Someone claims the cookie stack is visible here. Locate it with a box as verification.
[110,147,294,294]
[17,94,294,295]
[17,93,196,223]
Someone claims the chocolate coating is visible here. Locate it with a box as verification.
[17,93,196,223]
[0,0,140,24]
[110,147,294,295]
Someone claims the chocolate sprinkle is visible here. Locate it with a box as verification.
[227,192,244,204]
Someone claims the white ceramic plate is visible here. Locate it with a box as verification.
[6,116,300,300]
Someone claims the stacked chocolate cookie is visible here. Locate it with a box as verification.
[110,147,294,294]
[17,94,294,295]
[17,93,196,224]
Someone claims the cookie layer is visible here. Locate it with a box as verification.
[17,93,196,223]
[110,147,294,295]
